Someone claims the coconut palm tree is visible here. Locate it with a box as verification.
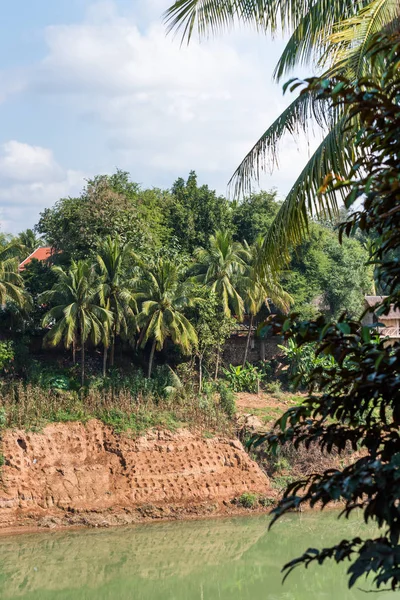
[41,261,113,386]
[0,244,29,308]
[193,230,246,319]
[193,230,246,377]
[240,237,292,365]
[17,229,45,259]
[165,0,399,267]
[134,257,198,378]
[96,235,136,376]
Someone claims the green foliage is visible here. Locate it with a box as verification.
[165,171,232,254]
[0,341,14,373]
[237,492,259,508]
[37,170,167,260]
[217,381,236,418]
[232,190,281,244]
[259,39,400,591]
[187,288,235,382]
[0,382,233,437]
[134,256,199,377]
[192,230,246,319]
[282,224,374,320]
[223,363,263,393]
[279,338,336,388]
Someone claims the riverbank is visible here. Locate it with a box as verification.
[0,419,274,531]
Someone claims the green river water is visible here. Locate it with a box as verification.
[0,512,399,599]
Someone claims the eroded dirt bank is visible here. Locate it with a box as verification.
[0,420,272,530]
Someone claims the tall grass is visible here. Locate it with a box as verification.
[0,383,234,436]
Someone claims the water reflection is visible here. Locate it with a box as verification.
[0,513,398,599]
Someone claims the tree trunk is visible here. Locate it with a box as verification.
[260,339,266,362]
[199,355,203,392]
[147,339,156,379]
[81,341,85,387]
[103,346,108,378]
[72,340,76,364]
[243,314,254,367]
[214,345,220,381]
[110,337,115,367]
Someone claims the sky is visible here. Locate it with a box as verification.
[0,0,316,234]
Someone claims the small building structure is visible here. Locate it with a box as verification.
[18,247,54,271]
[362,295,400,341]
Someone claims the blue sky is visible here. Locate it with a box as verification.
[0,0,314,233]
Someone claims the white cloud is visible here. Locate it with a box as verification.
[28,1,309,189]
[0,141,64,183]
[0,0,319,231]
[0,142,85,233]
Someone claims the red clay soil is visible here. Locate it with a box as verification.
[236,392,283,410]
[0,420,273,530]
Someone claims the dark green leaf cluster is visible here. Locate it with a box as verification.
[259,35,400,591]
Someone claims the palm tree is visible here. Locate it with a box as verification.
[240,238,292,366]
[134,257,198,378]
[193,230,245,377]
[0,244,29,308]
[41,261,113,386]
[18,229,44,259]
[193,230,246,318]
[165,0,399,267]
[97,235,136,376]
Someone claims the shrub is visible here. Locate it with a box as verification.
[237,492,258,508]
[278,338,336,388]
[217,381,236,418]
[0,341,14,373]
[223,363,263,393]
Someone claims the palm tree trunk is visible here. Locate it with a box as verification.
[147,338,156,378]
[72,340,76,364]
[199,355,203,392]
[243,314,254,367]
[110,337,115,367]
[103,346,108,378]
[81,341,85,387]
[214,344,220,381]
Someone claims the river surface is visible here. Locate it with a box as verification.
[0,512,399,599]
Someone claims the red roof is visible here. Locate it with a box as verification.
[19,247,54,271]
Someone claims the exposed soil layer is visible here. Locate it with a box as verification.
[0,420,272,530]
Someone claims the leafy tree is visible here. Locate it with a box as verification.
[41,261,113,385]
[133,257,198,377]
[241,237,292,365]
[186,288,235,390]
[96,235,136,375]
[165,171,232,253]
[232,190,281,244]
[282,223,373,319]
[259,37,400,591]
[193,230,245,377]
[21,259,57,336]
[164,1,399,268]
[36,170,167,260]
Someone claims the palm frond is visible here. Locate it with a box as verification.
[273,0,365,81]
[261,117,354,272]
[164,0,278,43]
[328,0,399,79]
[228,89,336,196]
